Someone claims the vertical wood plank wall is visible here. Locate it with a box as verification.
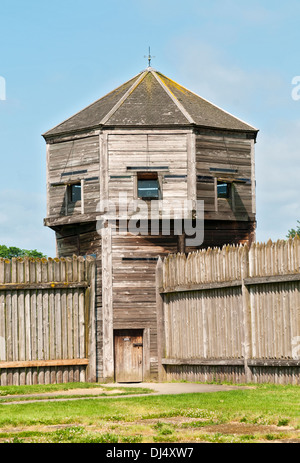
[0,256,96,386]
[158,238,300,384]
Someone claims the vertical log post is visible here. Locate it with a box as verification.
[101,226,114,382]
[156,257,166,381]
[241,245,252,383]
[86,256,97,383]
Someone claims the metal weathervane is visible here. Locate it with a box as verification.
[145,47,155,68]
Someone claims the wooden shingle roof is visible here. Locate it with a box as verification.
[43,68,258,137]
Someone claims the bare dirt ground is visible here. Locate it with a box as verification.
[1,417,299,443]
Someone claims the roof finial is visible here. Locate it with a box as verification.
[145,46,155,68]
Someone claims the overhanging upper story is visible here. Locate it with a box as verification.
[43,68,258,230]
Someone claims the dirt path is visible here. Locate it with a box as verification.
[0,382,246,405]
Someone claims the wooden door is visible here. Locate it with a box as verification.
[114,330,143,382]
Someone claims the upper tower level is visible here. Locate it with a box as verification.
[43,68,258,248]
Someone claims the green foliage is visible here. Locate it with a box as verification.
[153,421,174,435]
[287,220,300,239]
[277,418,290,426]
[0,245,46,259]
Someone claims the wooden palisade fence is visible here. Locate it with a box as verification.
[156,238,300,384]
[0,256,96,386]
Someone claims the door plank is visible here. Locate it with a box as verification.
[114,330,143,382]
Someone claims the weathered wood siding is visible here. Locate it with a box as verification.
[0,256,96,386]
[158,238,300,384]
[47,135,100,217]
[45,127,258,382]
[107,132,189,205]
[196,132,254,214]
[55,224,103,380]
[111,231,178,379]
[185,220,256,254]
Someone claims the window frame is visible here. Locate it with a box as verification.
[136,172,161,200]
[217,181,231,200]
[213,177,236,212]
[68,182,82,203]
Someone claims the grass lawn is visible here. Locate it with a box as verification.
[0,382,299,443]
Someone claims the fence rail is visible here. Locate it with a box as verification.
[156,238,300,384]
[0,256,96,386]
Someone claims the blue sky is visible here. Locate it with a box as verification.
[0,0,299,257]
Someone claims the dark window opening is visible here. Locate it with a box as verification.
[69,183,81,202]
[217,181,231,199]
[137,173,160,200]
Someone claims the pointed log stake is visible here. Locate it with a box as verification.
[156,257,166,381]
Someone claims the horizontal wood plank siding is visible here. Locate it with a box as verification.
[196,133,253,217]
[47,135,100,218]
[107,133,188,204]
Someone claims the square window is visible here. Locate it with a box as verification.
[217,181,231,199]
[137,173,160,199]
[69,184,81,202]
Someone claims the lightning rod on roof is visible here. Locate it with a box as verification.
[144,47,155,68]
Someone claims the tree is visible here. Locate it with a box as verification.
[0,245,46,259]
[287,221,300,239]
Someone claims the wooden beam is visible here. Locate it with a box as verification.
[162,358,300,367]
[244,273,300,286]
[99,132,108,202]
[247,359,300,367]
[250,139,256,216]
[102,227,114,381]
[0,359,89,369]
[187,131,196,207]
[203,211,255,221]
[214,177,218,212]
[143,327,151,381]
[162,358,245,366]
[0,282,88,291]
[86,258,97,383]
[160,279,243,294]
[44,213,98,228]
[81,179,85,215]
[156,257,166,381]
[51,179,82,187]
[241,245,252,382]
[46,143,50,217]
[160,273,300,294]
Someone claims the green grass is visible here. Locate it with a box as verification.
[0,382,299,443]
[0,382,152,397]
